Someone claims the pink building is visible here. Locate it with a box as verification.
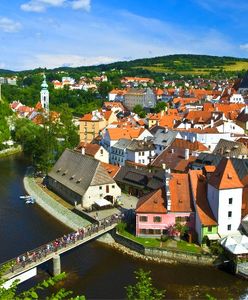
[136,173,195,237]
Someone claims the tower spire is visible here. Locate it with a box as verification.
[40,73,49,113]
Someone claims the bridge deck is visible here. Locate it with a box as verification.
[1,217,119,281]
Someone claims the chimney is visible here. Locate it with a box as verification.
[210,119,214,128]
[165,168,171,211]
[81,147,85,155]
[185,148,189,160]
[192,136,196,143]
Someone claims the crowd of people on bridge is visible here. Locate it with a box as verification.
[9,213,122,272]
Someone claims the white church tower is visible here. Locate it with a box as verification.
[207,158,243,236]
[40,74,49,113]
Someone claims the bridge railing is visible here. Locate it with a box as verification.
[0,213,123,277]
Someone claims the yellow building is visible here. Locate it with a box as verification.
[79,110,117,143]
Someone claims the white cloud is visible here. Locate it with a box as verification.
[240,44,248,51]
[71,0,90,11]
[20,0,90,12]
[0,17,22,32]
[23,54,118,69]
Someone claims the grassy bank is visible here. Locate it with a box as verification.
[0,145,22,158]
[119,229,202,254]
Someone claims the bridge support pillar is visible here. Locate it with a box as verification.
[52,254,61,276]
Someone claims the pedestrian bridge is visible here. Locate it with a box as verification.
[0,214,121,287]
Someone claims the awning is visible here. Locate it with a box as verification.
[206,234,220,241]
[94,199,112,207]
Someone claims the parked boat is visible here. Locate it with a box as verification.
[25,197,35,204]
[20,195,32,200]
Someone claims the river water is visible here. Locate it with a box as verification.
[0,155,248,299]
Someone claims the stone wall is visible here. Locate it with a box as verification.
[112,232,216,265]
[24,170,91,231]
[0,145,22,158]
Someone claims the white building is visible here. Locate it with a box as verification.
[175,129,232,152]
[207,158,243,236]
[40,74,49,113]
[229,93,245,104]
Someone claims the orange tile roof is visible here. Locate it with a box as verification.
[169,173,193,212]
[100,162,120,178]
[203,165,216,173]
[170,138,208,152]
[189,170,217,226]
[159,115,182,128]
[136,188,167,214]
[107,127,145,140]
[208,158,243,190]
[242,175,248,217]
[76,142,100,156]
[103,110,112,121]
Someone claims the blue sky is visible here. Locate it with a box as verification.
[1,0,248,70]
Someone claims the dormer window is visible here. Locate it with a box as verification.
[56,168,61,173]
[62,170,68,176]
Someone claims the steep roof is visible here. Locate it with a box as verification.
[48,149,115,197]
[76,142,100,157]
[169,173,194,212]
[107,127,145,140]
[136,188,167,214]
[213,139,248,157]
[189,170,217,226]
[208,158,243,190]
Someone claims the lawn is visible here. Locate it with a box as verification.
[119,229,202,254]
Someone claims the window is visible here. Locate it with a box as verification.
[153,216,161,223]
[140,229,147,234]
[208,226,212,232]
[154,229,161,235]
[176,216,190,222]
[228,211,232,218]
[100,149,103,155]
[227,224,231,231]
[112,185,115,189]
[139,216,148,222]
[229,198,233,205]
[99,186,102,190]
[148,229,154,235]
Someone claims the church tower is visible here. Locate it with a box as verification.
[40,74,49,113]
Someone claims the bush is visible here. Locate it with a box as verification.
[116,221,127,234]
[209,243,224,256]
[160,235,169,242]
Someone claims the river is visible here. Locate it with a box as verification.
[0,155,248,299]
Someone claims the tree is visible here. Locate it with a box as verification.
[154,102,167,113]
[174,222,189,239]
[98,81,113,98]
[125,269,165,300]
[133,105,146,118]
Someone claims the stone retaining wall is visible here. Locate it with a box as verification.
[23,170,91,231]
[112,232,216,265]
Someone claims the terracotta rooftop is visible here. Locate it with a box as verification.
[136,188,167,214]
[76,142,100,157]
[169,173,194,212]
[189,170,217,226]
[100,162,120,178]
[208,158,244,190]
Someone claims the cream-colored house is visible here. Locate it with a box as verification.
[79,110,117,143]
[47,149,121,209]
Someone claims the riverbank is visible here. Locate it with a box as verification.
[0,145,22,158]
[23,168,91,230]
[98,231,217,266]
[23,169,218,266]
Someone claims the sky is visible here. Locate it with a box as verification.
[1,0,248,70]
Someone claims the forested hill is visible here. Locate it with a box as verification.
[1,54,248,76]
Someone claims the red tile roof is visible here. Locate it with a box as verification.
[208,158,243,190]
[169,173,193,212]
[189,170,217,226]
[136,188,167,214]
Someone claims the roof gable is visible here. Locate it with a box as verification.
[208,158,243,190]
